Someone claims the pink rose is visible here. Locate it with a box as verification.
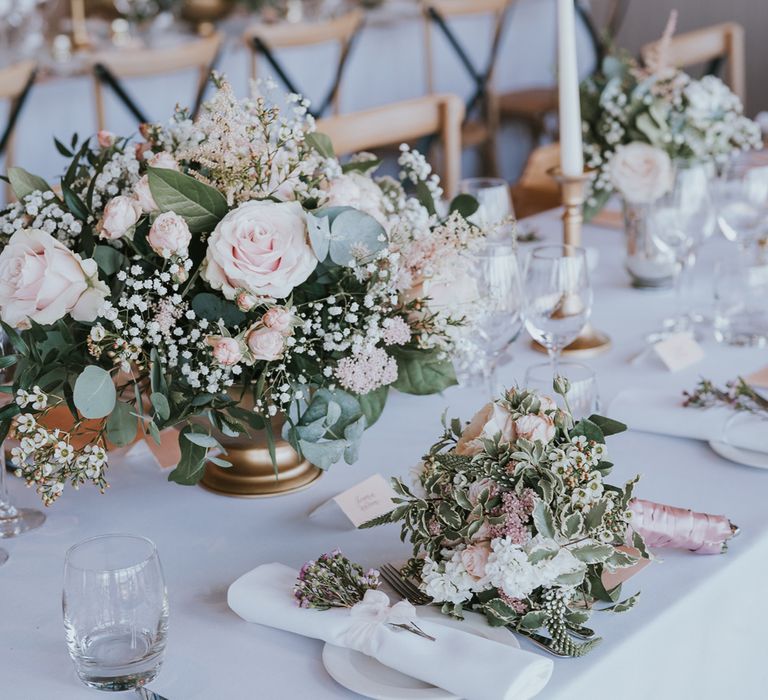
[262,306,293,335]
[609,142,673,204]
[148,212,192,259]
[98,195,142,241]
[456,402,517,456]
[467,478,497,506]
[323,172,389,229]
[236,292,258,312]
[514,413,556,444]
[207,336,242,366]
[202,200,317,300]
[97,130,115,148]
[147,151,179,171]
[246,326,285,362]
[460,543,491,580]
[133,175,158,213]
[0,229,108,329]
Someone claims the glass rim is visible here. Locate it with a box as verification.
[458,176,509,189]
[64,533,158,572]
[524,361,597,382]
[530,244,586,260]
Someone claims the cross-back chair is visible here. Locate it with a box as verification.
[1,59,38,202]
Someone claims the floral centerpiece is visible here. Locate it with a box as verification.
[0,77,484,505]
[364,380,647,656]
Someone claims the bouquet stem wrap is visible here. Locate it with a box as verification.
[629,499,738,554]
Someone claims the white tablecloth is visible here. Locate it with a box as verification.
[2,210,767,699]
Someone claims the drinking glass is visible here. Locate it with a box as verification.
[715,163,768,257]
[453,240,523,396]
[63,534,169,691]
[458,177,515,240]
[713,259,768,347]
[0,329,46,540]
[523,245,592,373]
[524,362,600,419]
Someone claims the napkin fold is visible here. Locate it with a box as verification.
[228,563,553,700]
[609,389,768,453]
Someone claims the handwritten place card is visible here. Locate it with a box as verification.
[653,332,705,372]
[332,474,399,528]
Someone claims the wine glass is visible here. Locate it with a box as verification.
[715,163,768,258]
[523,245,592,374]
[452,240,523,396]
[524,362,600,418]
[0,329,46,541]
[63,534,169,691]
[458,177,515,240]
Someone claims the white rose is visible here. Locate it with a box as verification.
[323,172,389,229]
[609,142,673,204]
[98,195,142,240]
[133,174,158,213]
[202,200,317,300]
[0,229,108,329]
[148,212,192,259]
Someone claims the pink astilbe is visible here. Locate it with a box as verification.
[490,488,537,544]
[334,346,398,395]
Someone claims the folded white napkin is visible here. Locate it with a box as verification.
[228,563,553,700]
[609,389,768,453]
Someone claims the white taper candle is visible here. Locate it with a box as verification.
[557,0,584,177]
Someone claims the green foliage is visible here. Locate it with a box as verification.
[93,245,125,275]
[191,293,246,326]
[8,167,51,199]
[73,366,116,419]
[357,385,389,427]
[448,193,479,219]
[305,132,335,159]
[105,401,138,447]
[391,349,457,395]
[147,167,228,233]
[168,424,208,484]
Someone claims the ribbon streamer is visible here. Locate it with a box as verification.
[629,498,738,554]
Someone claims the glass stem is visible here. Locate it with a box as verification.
[0,442,19,520]
[547,346,561,378]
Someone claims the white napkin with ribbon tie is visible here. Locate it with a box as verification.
[609,389,768,453]
[228,563,553,700]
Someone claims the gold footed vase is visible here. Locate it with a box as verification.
[200,418,323,498]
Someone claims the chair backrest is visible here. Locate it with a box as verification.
[641,22,746,104]
[89,33,223,130]
[243,9,363,116]
[316,93,465,199]
[1,59,37,201]
[510,142,561,219]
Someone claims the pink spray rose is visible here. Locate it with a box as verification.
[0,229,108,329]
[98,195,142,240]
[133,175,158,213]
[202,200,316,300]
[148,212,192,259]
[96,130,115,148]
[146,151,179,171]
[460,543,492,580]
[514,413,556,444]
[236,292,258,312]
[207,336,242,366]
[261,306,293,335]
[246,326,285,362]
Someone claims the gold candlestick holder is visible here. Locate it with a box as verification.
[531,167,611,358]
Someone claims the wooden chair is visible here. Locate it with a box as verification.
[510,142,561,219]
[243,9,363,119]
[422,0,512,177]
[1,60,38,202]
[641,22,746,104]
[89,32,223,131]
[317,94,465,200]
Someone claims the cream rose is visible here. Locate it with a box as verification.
[460,543,492,581]
[323,172,389,229]
[246,326,285,362]
[207,336,242,366]
[202,200,316,300]
[147,151,179,171]
[98,195,142,241]
[514,413,556,445]
[609,142,673,204]
[148,212,192,259]
[456,402,517,456]
[133,175,158,213]
[0,229,108,329]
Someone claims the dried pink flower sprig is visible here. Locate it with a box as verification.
[294,550,381,610]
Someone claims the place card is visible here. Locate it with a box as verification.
[331,474,399,528]
[653,332,705,372]
[745,365,768,389]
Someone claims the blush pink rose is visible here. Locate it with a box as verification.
[514,413,556,444]
[148,212,192,259]
[98,195,142,240]
[146,151,179,171]
[609,142,673,204]
[246,326,285,362]
[0,229,108,329]
[236,292,258,312]
[460,543,491,580]
[97,130,115,148]
[262,306,293,335]
[202,200,316,300]
[207,336,242,366]
[133,175,158,213]
[456,402,517,456]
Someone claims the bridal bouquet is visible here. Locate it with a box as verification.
[364,381,647,656]
[0,77,483,504]
[580,13,761,217]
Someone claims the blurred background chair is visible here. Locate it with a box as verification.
[317,93,465,199]
[422,0,511,177]
[1,59,38,202]
[89,32,223,131]
[510,141,561,219]
[641,21,746,103]
[244,8,363,119]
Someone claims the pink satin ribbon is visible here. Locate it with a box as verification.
[629,499,737,555]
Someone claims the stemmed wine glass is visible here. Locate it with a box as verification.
[523,245,592,375]
[715,163,768,259]
[0,329,46,548]
[458,178,515,240]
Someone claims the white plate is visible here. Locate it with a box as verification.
[321,606,519,700]
[709,440,768,469]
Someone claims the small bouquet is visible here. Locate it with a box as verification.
[0,76,484,504]
[580,12,761,217]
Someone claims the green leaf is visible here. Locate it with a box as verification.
[606,550,639,569]
[571,418,605,444]
[357,385,388,427]
[343,415,366,464]
[301,388,362,436]
[184,432,222,449]
[587,414,627,437]
[168,425,207,484]
[306,132,335,159]
[571,543,614,564]
[73,366,116,419]
[0,321,27,355]
[0,355,17,371]
[484,598,519,625]
[555,569,586,586]
[341,158,381,174]
[328,209,387,266]
[603,593,640,614]
[437,501,462,530]
[563,511,584,538]
[306,211,330,262]
[191,293,246,327]
[532,500,555,539]
[520,610,547,630]
[584,500,608,531]
[7,167,51,200]
[150,392,170,421]
[93,245,125,275]
[207,456,231,468]
[150,348,168,396]
[62,186,89,220]
[299,438,346,469]
[392,349,457,396]
[415,180,436,216]
[148,167,228,233]
[449,193,479,219]
[105,400,138,447]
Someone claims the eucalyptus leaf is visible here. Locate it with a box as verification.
[306,211,330,262]
[73,366,116,419]
[150,392,171,421]
[105,400,138,447]
[357,385,388,427]
[168,425,207,484]
[184,433,222,449]
[343,415,366,464]
[329,209,387,266]
[299,438,346,469]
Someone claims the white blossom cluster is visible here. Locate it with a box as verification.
[73,144,141,218]
[0,190,82,246]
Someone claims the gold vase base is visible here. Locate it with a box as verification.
[199,442,323,498]
[531,325,612,359]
